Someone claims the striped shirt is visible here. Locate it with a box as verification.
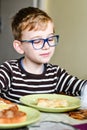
[0,57,86,103]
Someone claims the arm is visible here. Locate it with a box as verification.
[81,83,87,108]
[56,67,87,96]
[0,61,12,97]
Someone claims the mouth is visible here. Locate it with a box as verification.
[40,52,50,57]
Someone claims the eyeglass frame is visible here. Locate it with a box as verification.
[20,35,59,50]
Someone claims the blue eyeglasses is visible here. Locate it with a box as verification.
[20,35,59,50]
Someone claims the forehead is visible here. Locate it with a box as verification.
[21,21,54,39]
[21,18,53,31]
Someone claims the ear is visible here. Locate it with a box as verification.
[13,40,24,54]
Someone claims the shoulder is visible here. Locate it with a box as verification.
[46,63,60,72]
[46,63,62,70]
[46,63,58,68]
[45,63,67,73]
[0,58,20,71]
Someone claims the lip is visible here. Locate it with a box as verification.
[40,52,50,57]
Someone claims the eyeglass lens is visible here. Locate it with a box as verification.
[33,35,59,50]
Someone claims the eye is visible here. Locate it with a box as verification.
[33,39,42,44]
[48,37,54,42]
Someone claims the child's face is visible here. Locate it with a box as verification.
[21,22,55,64]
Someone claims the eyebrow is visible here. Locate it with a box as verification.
[29,33,55,40]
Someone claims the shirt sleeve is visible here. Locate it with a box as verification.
[0,62,11,96]
[56,67,87,96]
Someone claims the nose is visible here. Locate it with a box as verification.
[42,39,50,49]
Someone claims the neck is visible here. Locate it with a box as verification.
[21,58,44,74]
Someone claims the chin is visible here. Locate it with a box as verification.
[42,59,50,64]
[39,57,51,64]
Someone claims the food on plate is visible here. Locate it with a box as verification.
[69,109,87,120]
[0,98,27,124]
[37,98,68,108]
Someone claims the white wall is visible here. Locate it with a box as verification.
[0,0,34,64]
[47,0,87,79]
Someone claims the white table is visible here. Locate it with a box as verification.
[29,112,87,130]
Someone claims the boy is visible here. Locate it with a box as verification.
[0,7,87,105]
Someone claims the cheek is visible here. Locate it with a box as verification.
[24,45,39,57]
[51,47,55,55]
[23,44,33,53]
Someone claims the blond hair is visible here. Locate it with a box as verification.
[11,7,54,40]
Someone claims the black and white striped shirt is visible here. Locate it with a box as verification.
[0,57,86,103]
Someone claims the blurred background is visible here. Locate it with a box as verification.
[0,0,87,79]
